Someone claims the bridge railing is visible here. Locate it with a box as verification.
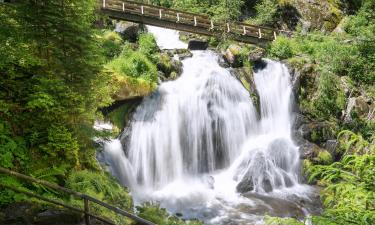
[0,167,155,225]
[102,0,280,41]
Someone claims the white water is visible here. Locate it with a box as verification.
[103,26,317,224]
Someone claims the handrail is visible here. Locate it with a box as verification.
[100,0,284,42]
[0,167,156,225]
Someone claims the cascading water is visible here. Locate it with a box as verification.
[102,26,319,224]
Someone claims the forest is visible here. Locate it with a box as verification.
[0,0,374,224]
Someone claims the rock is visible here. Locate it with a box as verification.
[188,40,208,50]
[297,121,338,145]
[115,21,143,42]
[343,96,371,122]
[236,176,254,193]
[157,53,183,81]
[163,49,193,60]
[218,55,230,68]
[112,74,156,101]
[315,150,333,165]
[278,0,344,32]
[34,209,82,225]
[298,139,324,160]
[230,67,259,110]
[324,139,339,157]
[248,47,265,63]
[224,44,243,68]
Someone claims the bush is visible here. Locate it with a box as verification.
[108,47,158,83]
[138,33,159,60]
[101,30,123,60]
[306,132,375,224]
[67,170,134,224]
[267,36,295,59]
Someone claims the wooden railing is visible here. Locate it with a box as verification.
[0,167,155,225]
[101,0,285,43]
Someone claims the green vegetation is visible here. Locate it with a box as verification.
[266,1,375,223]
[0,1,194,224]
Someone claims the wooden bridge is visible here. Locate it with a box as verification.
[100,0,284,45]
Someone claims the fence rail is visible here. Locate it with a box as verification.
[100,0,289,44]
[0,167,156,225]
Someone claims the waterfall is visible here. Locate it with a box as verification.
[103,26,317,224]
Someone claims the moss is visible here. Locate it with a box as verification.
[315,150,333,165]
[108,104,131,131]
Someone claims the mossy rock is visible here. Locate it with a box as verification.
[314,150,333,165]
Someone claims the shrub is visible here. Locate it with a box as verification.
[101,30,123,60]
[267,36,295,59]
[138,33,159,60]
[66,170,134,224]
[108,49,158,83]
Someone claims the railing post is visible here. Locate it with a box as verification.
[84,197,91,225]
[243,26,246,35]
[194,16,197,26]
[177,13,180,22]
[159,9,162,19]
[141,5,144,14]
[227,23,230,32]
[122,2,125,11]
[274,31,277,40]
[258,28,262,39]
[102,0,105,8]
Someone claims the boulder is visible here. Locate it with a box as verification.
[230,67,259,110]
[278,0,344,32]
[224,44,243,68]
[112,74,156,101]
[188,40,208,50]
[248,47,265,63]
[115,21,143,42]
[297,121,338,145]
[163,49,193,60]
[157,53,183,81]
[343,96,372,122]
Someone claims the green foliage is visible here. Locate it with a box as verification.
[136,202,203,225]
[138,33,159,61]
[264,215,304,225]
[108,46,158,83]
[306,132,375,224]
[247,0,279,25]
[67,170,134,224]
[101,30,124,60]
[267,36,295,59]
[315,150,333,165]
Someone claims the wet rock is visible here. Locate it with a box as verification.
[236,176,254,193]
[188,39,208,50]
[248,47,265,63]
[224,44,243,68]
[163,49,193,60]
[241,193,306,219]
[115,21,143,42]
[157,53,183,81]
[218,55,230,68]
[230,67,259,110]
